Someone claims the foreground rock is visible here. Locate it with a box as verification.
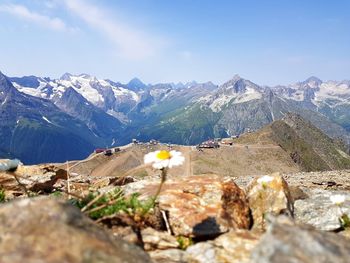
[186,230,260,263]
[148,230,260,263]
[0,164,68,197]
[149,249,187,263]
[246,173,293,229]
[294,188,350,231]
[251,216,350,263]
[141,228,179,251]
[123,174,251,237]
[0,197,152,263]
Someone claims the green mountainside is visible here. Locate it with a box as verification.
[236,113,350,171]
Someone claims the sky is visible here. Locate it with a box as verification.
[0,0,349,86]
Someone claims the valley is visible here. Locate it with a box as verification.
[1,70,350,164]
[1,99,350,263]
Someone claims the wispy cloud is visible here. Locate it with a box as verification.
[0,3,73,32]
[44,1,58,9]
[63,0,163,60]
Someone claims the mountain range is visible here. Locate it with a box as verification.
[1,70,350,164]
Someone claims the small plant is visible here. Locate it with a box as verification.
[50,191,63,198]
[0,188,6,203]
[125,192,155,218]
[68,151,186,248]
[68,149,185,248]
[340,214,350,228]
[76,188,125,219]
[72,188,156,222]
[330,194,349,229]
[75,149,185,221]
[177,236,193,250]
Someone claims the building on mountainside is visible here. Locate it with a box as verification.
[113,147,121,153]
[104,149,113,156]
[198,140,220,149]
[221,138,234,146]
[167,143,173,149]
[95,148,106,154]
[149,139,158,145]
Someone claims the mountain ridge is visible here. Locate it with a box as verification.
[3,70,350,163]
[0,71,112,164]
[236,112,350,171]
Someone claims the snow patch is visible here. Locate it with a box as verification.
[16,86,44,98]
[58,76,104,105]
[99,79,111,87]
[313,82,350,107]
[111,86,139,102]
[1,97,7,105]
[209,87,262,112]
[42,116,53,124]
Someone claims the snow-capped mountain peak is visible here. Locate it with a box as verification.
[302,76,322,88]
[200,76,263,112]
[11,73,141,122]
[267,76,350,108]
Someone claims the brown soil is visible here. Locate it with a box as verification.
[59,143,300,179]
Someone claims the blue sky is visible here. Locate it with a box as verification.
[0,0,349,85]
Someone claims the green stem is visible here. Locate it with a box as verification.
[141,168,167,216]
[153,168,167,202]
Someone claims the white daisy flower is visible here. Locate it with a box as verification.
[144,150,185,169]
[330,194,346,206]
[257,175,274,185]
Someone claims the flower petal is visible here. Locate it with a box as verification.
[144,151,159,164]
[144,150,184,170]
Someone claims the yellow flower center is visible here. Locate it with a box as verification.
[156,150,171,160]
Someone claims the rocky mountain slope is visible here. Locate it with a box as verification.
[0,72,108,164]
[4,70,350,164]
[140,75,350,145]
[236,113,350,171]
[1,156,350,262]
[56,116,350,181]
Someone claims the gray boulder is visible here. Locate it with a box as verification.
[0,196,151,263]
[294,188,350,231]
[251,216,350,263]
